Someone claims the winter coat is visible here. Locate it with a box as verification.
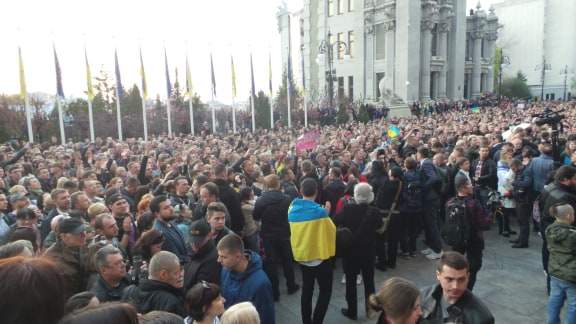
[153,218,189,264]
[546,222,576,283]
[253,190,291,240]
[184,240,220,290]
[221,250,275,324]
[213,178,245,233]
[122,279,185,317]
[334,203,383,258]
[90,274,131,302]
[419,284,494,324]
[44,241,88,299]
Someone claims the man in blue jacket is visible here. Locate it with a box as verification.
[152,195,189,264]
[218,233,275,324]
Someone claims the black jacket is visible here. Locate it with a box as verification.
[470,158,497,190]
[253,190,292,240]
[419,284,494,324]
[376,179,402,211]
[334,203,383,258]
[324,179,346,217]
[90,274,131,302]
[213,178,245,233]
[122,279,185,317]
[540,182,576,226]
[184,240,221,290]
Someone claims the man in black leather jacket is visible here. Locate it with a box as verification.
[419,251,494,324]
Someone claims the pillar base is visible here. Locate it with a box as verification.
[387,103,412,118]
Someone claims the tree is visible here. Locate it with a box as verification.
[571,77,576,94]
[501,71,531,99]
[273,72,302,127]
[492,47,502,91]
[254,91,272,129]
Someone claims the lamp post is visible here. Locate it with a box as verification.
[535,57,552,101]
[560,65,574,101]
[316,30,350,109]
[491,52,510,104]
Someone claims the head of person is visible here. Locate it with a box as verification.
[189,219,211,252]
[263,174,281,191]
[185,281,226,322]
[436,252,470,304]
[9,228,38,253]
[58,217,87,248]
[134,229,165,262]
[59,302,138,324]
[106,194,130,217]
[0,240,34,259]
[84,180,103,198]
[369,277,422,324]
[416,147,430,161]
[94,213,119,239]
[389,166,403,181]
[70,191,91,212]
[329,167,342,181]
[549,203,575,225]
[300,178,318,200]
[0,193,7,211]
[7,164,22,182]
[199,182,219,205]
[478,146,490,160]
[148,251,183,289]
[15,207,38,228]
[0,256,66,324]
[207,202,227,232]
[174,176,190,196]
[554,165,576,187]
[150,195,174,222]
[404,157,418,171]
[509,159,523,173]
[139,311,183,324]
[64,291,100,315]
[220,301,260,324]
[95,245,126,282]
[10,192,30,210]
[455,157,470,172]
[354,182,374,205]
[217,233,246,272]
[432,153,446,167]
[455,177,473,197]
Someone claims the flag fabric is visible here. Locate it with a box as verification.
[231,56,237,98]
[54,45,64,97]
[387,125,401,138]
[185,56,193,97]
[139,49,147,100]
[268,53,273,97]
[114,50,124,99]
[18,47,26,100]
[164,49,172,98]
[250,53,256,97]
[85,48,94,101]
[210,53,216,98]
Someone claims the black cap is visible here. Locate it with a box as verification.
[106,194,126,206]
[58,217,86,234]
[189,220,211,244]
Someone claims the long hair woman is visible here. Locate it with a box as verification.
[369,277,422,324]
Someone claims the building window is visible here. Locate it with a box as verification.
[375,24,386,60]
[328,0,334,16]
[465,33,471,60]
[348,31,355,58]
[338,0,345,14]
[337,32,344,59]
[376,72,385,98]
[338,76,345,98]
[348,76,354,98]
[348,0,354,12]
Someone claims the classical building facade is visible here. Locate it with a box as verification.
[278,0,499,108]
[493,0,576,100]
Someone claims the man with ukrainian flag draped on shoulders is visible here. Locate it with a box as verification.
[288,178,336,324]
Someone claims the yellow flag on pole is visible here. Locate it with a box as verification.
[18,47,27,100]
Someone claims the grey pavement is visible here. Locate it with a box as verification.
[274,224,548,323]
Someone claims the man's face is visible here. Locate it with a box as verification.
[158,200,175,221]
[479,147,490,160]
[208,211,226,231]
[200,188,216,205]
[176,179,190,195]
[110,199,130,216]
[217,248,241,270]
[38,168,50,180]
[162,263,184,289]
[436,265,470,303]
[28,178,42,190]
[9,168,22,181]
[62,231,87,247]
[56,192,71,211]
[0,194,7,210]
[76,194,92,211]
[102,216,119,239]
[102,253,126,280]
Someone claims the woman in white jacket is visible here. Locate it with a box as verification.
[496,151,517,237]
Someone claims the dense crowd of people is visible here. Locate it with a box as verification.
[0,98,575,324]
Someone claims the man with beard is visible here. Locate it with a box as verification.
[151,195,188,264]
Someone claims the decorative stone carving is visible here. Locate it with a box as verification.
[439,21,451,33]
[379,78,405,106]
[384,20,396,32]
[421,20,436,31]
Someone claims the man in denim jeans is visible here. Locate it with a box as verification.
[546,203,576,324]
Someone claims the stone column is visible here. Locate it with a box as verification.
[485,32,496,93]
[420,20,434,101]
[384,20,396,92]
[437,21,449,99]
[471,31,483,99]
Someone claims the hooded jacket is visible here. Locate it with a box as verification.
[546,221,576,283]
[220,250,275,324]
[184,239,221,290]
[122,279,185,317]
[253,190,291,240]
[288,198,336,262]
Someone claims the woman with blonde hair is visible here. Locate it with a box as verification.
[369,277,422,324]
[220,302,260,324]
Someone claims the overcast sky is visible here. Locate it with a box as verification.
[1,0,496,104]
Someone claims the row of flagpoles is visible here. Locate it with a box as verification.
[17,43,297,144]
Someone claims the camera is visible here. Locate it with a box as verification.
[532,108,565,126]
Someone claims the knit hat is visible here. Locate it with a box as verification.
[354,182,374,204]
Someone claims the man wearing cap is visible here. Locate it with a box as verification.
[107,193,137,254]
[44,217,88,299]
[151,195,189,264]
[184,219,221,290]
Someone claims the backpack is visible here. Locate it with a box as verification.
[402,174,423,211]
[442,197,471,247]
[435,166,449,197]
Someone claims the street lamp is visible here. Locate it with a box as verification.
[491,52,510,104]
[535,58,552,101]
[317,30,350,109]
[560,65,574,101]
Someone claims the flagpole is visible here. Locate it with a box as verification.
[211,95,216,134]
[250,53,256,133]
[286,68,292,129]
[304,92,308,128]
[231,56,237,134]
[286,15,293,129]
[164,49,172,138]
[269,52,274,129]
[57,97,66,144]
[232,97,237,133]
[115,86,123,141]
[189,95,194,136]
[19,47,33,143]
[87,98,95,142]
[141,96,148,142]
[210,53,217,134]
[185,54,194,137]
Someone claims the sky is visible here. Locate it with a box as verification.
[1,0,497,104]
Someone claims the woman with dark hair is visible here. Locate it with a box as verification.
[0,256,67,324]
[64,291,100,315]
[369,277,422,324]
[59,302,138,324]
[185,281,226,324]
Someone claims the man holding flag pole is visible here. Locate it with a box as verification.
[18,46,34,143]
